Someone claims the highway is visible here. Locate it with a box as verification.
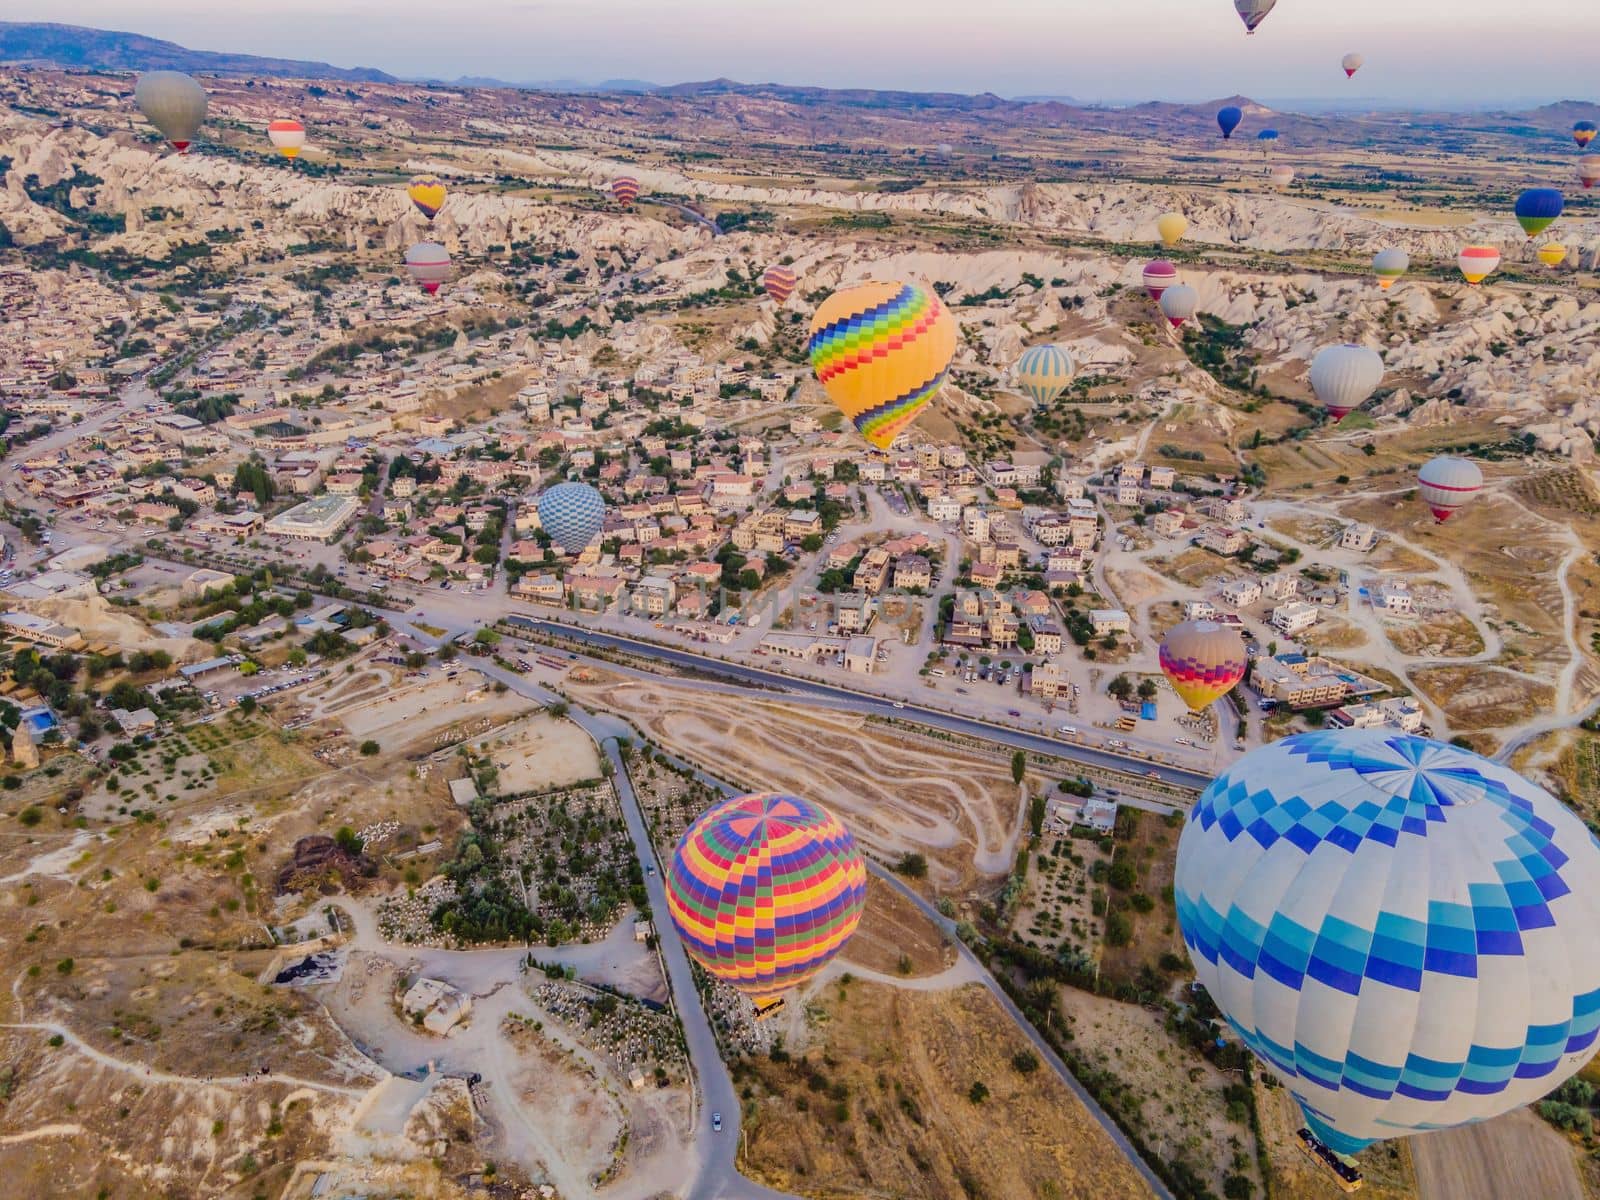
[505,615,1213,793]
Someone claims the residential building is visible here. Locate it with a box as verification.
[893,554,933,590]
[1271,600,1321,635]
[1090,609,1131,636]
[1341,523,1379,552]
[844,637,877,675]
[631,575,677,617]
[962,506,990,544]
[1183,599,1216,621]
[1220,578,1262,608]
[1372,581,1414,614]
[835,593,877,633]
[264,494,359,543]
[1250,654,1352,709]
[1263,571,1300,601]
[1196,526,1249,556]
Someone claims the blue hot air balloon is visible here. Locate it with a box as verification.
[537,482,607,555]
[1218,106,1243,140]
[1513,188,1563,238]
[1175,730,1600,1159]
[1257,128,1279,143]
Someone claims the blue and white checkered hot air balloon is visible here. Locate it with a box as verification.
[1014,344,1076,407]
[1175,730,1600,1158]
[536,482,606,555]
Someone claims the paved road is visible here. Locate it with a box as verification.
[505,616,1211,792]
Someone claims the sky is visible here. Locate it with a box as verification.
[11,0,1594,109]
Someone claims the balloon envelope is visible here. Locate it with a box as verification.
[1218,106,1243,139]
[1268,165,1295,188]
[666,792,867,1008]
[267,118,305,160]
[1014,344,1076,406]
[1537,243,1567,267]
[1341,52,1364,77]
[1513,188,1563,238]
[1142,259,1179,301]
[1160,620,1247,711]
[806,280,956,451]
[1457,245,1500,285]
[1257,129,1279,141]
[407,176,446,222]
[1176,730,1600,1156]
[611,176,641,206]
[135,71,207,153]
[537,482,607,554]
[1157,212,1189,247]
[1233,0,1276,33]
[763,264,798,304]
[1159,284,1198,328]
[1574,121,1598,149]
[1310,344,1384,421]
[402,242,450,296]
[1417,455,1483,522]
[1578,158,1599,190]
[1372,248,1409,291]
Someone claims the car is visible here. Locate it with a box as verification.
[1057,725,1078,735]
[646,863,656,876]
[712,1112,723,1132]
[956,687,969,694]
[1007,708,1021,718]
[892,701,905,709]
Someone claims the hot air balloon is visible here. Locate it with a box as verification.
[1159,284,1198,329]
[806,281,957,451]
[1257,129,1279,157]
[1578,157,1600,190]
[536,482,607,554]
[267,118,305,161]
[1537,243,1568,267]
[1159,620,1247,712]
[1457,245,1500,286]
[1574,121,1598,149]
[762,264,798,304]
[1014,344,1076,407]
[1157,212,1189,248]
[1176,729,1600,1160]
[1310,344,1384,422]
[1341,52,1364,78]
[1268,165,1295,188]
[611,176,641,206]
[403,242,451,296]
[134,71,207,154]
[1514,188,1563,238]
[1233,0,1276,34]
[666,792,867,1014]
[1417,455,1483,522]
[1143,259,1179,301]
[1372,248,1409,291]
[407,176,446,223]
[1218,106,1243,140]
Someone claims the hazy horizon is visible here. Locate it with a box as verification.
[5,1,1595,110]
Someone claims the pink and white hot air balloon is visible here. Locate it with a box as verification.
[1579,157,1600,191]
[1142,260,1178,301]
[1341,52,1364,78]
[1457,245,1500,286]
[1417,455,1483,523]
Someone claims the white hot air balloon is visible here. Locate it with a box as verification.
[1233,0,1277,34]
[1341,52,1364,77]
[134,71,208,153]
[1309,344,1384,422]
[1159,284,1199,329]
[1417,455,1483,522]
[1373,248,1409,291]
[1268,165,1295,188]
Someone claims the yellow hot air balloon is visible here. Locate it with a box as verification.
[1157,212,1189,248]
[1537,243,1567,267]
[1160,620,1247,712]
[806,281,956,451]
[408,175,447,222]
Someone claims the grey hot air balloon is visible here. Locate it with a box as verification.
[1158,284,1199,329]
[1309,344,1384,423]
[1233,0,1277,34]
[1373,248,1409,291]
[135,71,208,154]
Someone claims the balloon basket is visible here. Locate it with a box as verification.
[753,997,786,1022]
[1295,1128,1364,1192]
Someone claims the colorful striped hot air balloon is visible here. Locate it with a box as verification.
[1578,157,1600,190]
[1457,245,1500,286]
[1514,188,1563,238]
[611,175,641,206]
[1310,344,1384,422]
[267,118,305,160]
[1574,121,1598,149]
[1268,165,1295,188]
[536,482,607,555]
[407,176,446,223]
[1160,620,1247,712]
[1233,0,1276,34]
[1157,212,1189,248]
[1417,456,1483,522]
[403,242,450,296]
[1218,106,1243,140]
[1159,284,1199,329]
[1143,259,1179,301]
[763,264,798,304]
[1537,243,1568,267]
[1341,52,1364,78]
[1372,248,1409,291]
[1176,730,1600,1159]
[666,792,868,1012]
[806,281,957,451]
[1014,344,1076,407]
[135,71,207,154]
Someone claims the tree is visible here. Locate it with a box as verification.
[334,826,365,856]
[1012,1051,1039,1074]
[1136,678,1158,700]
[359,740,380,756]
[967,1081,989,1104]
[1107,674,1134,701]
[1010,749,1026,785]
[893,851,928,879]
[238,696,258,715]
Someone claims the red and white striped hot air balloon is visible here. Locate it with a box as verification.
[267,118,305,160]
[1457,245,1500,286]
[1142,260,1178,301]
[763,264,798,304]
[1579,157,1600,191]
[1417,455,1483,523]
[611,176,641,206]
[404,242,451,296]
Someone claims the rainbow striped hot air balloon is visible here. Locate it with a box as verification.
[1160,620,1247,712]
[1514,188,1563,238]
[1014,344,1076,407]
[666,792,868,1012]
[807,281,956,451]
[1143,259,1179,301]
[611,175,641,206]
[1418,455,1483,523]
[267,118,305,160]
[407,175,446,222]
[1457,245,1500,286]
[1574,121,1598,150]
[763,264,798,304]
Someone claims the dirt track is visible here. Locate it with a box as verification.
[1409,1108,1584,1200]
